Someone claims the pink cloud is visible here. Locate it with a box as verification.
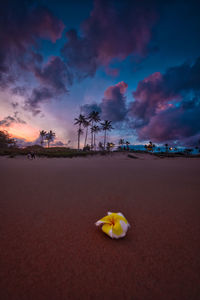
[129,72,179,124]
[62,0,157,78]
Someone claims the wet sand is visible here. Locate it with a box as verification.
[0,153,200,300]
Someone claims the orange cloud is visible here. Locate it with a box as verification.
[5,123,39,141]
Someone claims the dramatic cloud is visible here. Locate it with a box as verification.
[0,112,26,127]
[61,0,157,78]
[24,87,53,116]
[0,0,64,87]
[101,81,128,122]
[34,56,72,94]
[81,81,128,123]
[137,101,200,142]
[22,56,73,115]
[129,72,177,126]
[129,57,200,143]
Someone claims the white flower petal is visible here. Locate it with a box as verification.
[95,211,130,239]
[95,220,104,226]
[108,228,113,238]
[120,220,128,233]
[117,212,125,218]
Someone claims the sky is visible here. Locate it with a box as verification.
[0,0,200,147]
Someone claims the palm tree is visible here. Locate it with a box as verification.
[119,138,125,150]
[91,125,101,150]
[106,142,115,151]
[125,141,130,151]
[74,114,86,150]
[88,111,101,149]
[101,120,113,150]
[147,141,154,152]
[46,130,55,148]
[83,118,90,148]
[98,141,104,151]
[77,128,83,150]
[40,130,47,146]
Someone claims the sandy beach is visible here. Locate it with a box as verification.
[0,153,200,300]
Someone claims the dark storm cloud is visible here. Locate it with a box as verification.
[0,0,64,87]
[100,81,128,122]
[0,112,26,127]
[137,101,200,143]
[0,0,71,115]
[23,56,73,115]
[34,56,72,94]
[61,0,157,78]
[81,81,128,122]
[129,56,200,142]
[162,56,200,93]
[24,87,53,116]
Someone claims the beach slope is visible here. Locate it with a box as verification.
[0,154,200,300]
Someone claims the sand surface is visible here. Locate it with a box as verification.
[0,153,200,300]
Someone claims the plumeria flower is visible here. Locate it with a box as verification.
[95,212,130,239]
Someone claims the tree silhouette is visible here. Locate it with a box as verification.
[88,111,101,149]
[83,118,90,148]
[119,139,125,150]
[91,125,101,151]
[146,141,155,152]
[101,120,113,150]
[45,130,55,148]
[0,130,16,148]
[77,128,83,149]
[125,141,130,151]
[40,130,47,146]
[98,141,104,151]
[74,114,86,150]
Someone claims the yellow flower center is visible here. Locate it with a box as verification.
[109,217,116,226]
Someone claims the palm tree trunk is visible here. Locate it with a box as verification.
[78,125,80,150]
[94,134,96,151]
[91,121,93,148]
[84,126,88,147]
[104,130,106,150]
[48,140,50,148]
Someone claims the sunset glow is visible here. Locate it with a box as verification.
[4,124,39,142]
[0,0,200,147]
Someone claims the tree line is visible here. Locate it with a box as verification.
[0,130,16,148]
[74,111,113,151]
[39,130,55,148]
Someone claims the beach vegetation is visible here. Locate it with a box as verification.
[0,130,16,148]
